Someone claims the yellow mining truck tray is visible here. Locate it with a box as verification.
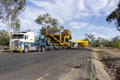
[70,40,88,48]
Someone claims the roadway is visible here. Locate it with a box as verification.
[0,49,92,80]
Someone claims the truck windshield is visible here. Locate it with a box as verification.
[12,34,24,39]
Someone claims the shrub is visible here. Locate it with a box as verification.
[0,35,9,45]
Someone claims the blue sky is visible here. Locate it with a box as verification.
[1,0,120,40]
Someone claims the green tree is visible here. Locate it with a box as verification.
[35,13,63,35]
[97,37,108,47]
[115,40,120,48]
[59,26,64,33]
[0,30,9,45]
[0,0,26,46]
[106,1,120,31]
[40,27,47,35]
[11,18,21,32]
[111,36,120,48]
[0,30,7,35]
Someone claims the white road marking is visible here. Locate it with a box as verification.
[37,77,43,80]
[37,73,50,80]
[44,73,50,76]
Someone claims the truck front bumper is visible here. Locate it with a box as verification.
[9,47,23,52]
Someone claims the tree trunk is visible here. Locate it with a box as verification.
[7,23,11,47]
[5,17,11,47]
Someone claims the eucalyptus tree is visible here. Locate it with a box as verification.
[0,30,7,35]
[35,13,63,35]
[0,0,26,46]
[11,18,20,32]
[85,34,95,47]
[59,26,64,33]
[106,1,120,31]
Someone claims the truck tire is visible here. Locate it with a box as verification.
[50,47,54,51]
[41,46,45,51]
[24,47,29,53]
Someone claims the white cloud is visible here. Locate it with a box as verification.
[85,0,109,12]
[28,0,73,23]
[69,22,88,29]
[68,21,120,39]
[28,0,119,22]
[19,6,46,32]
[102,0,119,15]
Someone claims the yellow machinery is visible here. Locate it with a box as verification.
[44,29,72,47]
[70,40,88,48]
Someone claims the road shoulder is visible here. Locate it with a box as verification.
[91,48,111,80]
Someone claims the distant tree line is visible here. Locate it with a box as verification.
[1,31,120,49]
[85,34,120,48]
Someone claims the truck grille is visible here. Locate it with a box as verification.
[13,40,19,48]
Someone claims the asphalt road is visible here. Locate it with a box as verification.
[0,49,92,80]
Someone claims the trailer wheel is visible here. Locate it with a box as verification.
[50,47,54,51]
[41,46,45,51]
[24,47,29,53]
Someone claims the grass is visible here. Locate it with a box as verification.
[90,72,95,80]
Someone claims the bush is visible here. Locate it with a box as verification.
[115,40,120,48]
[0,35,9,45]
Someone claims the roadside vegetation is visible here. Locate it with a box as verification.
[0,30,120,49]
[85,34,120,49]
[0,30,9,45]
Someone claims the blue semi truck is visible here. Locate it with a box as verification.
[9,30,53,53]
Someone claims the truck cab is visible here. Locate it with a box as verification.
[9,30,40,52]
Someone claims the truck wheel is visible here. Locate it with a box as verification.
[24,47,29,53]
[41,46,45,51]
[50,47,54,51]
